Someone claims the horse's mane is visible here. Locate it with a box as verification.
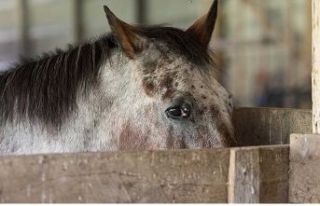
[0,26,212,127]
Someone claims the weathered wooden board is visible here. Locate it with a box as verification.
[0,107,302,203]
[228,145,289,203]
[289,134,320,203]
[0,145,290,203]
[233,108,311,146]
[312,0,320,133]
[0,149,230,203]
[228,147,260,203]
[259,146,289,202]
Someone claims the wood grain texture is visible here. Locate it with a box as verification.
[233,108,311,146]
[0,107,302,203]
[228,147,260,203]
[312,0,320,133]
[228,145,289,203]
[289,134,320,203]
[0,149,230,203]
[259,146,289,202]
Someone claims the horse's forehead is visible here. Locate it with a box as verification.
[141,58,225,102]
[142,49,196,78]
[138,43,228,99]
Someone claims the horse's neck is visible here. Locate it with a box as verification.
[70,51,133,128]
[100,53,132,100]
[57,52,137,152]
[0,51,135,154]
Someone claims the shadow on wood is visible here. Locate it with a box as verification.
[233,108,311,146]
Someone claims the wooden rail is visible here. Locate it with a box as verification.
[0,107,311,203]
[0,145,288,203]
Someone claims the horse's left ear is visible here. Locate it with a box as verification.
[104,6,142,58]
[186,0,218,48]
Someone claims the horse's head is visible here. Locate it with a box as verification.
[102,0,236,150]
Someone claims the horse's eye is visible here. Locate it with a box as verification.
[165,103,192,120]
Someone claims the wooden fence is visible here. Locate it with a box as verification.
[0,145,288,203]
[0,107,311,203]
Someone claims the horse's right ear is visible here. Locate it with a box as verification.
[103,6,142,58]
[186,0,218,48]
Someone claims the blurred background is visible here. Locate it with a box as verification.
[0,0,312,109]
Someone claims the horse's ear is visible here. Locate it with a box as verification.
[186,0,218,48]
[104,6,142,58]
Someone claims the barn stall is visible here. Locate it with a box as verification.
[0,1,319,204]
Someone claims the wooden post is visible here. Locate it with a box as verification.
[136,0,147,24]
[17,0,32,57]
[228,146,289,203]
[289,1,320,202]
[72,0,85,44]
[304,0,312,97]
[312,0,320,133]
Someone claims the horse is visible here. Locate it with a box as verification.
[0,0,236,155]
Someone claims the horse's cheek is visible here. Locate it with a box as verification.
[118,124,149,151]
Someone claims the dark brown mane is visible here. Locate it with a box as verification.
[0,26,213,127]
[0,34,117,127]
